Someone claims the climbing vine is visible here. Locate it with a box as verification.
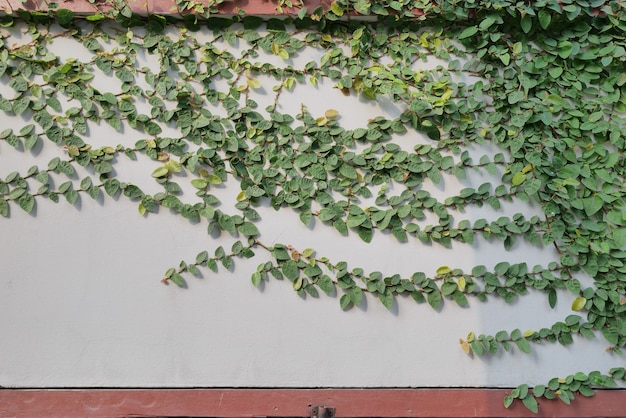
[1,0,625,412]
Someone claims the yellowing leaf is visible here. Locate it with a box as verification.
[291,250,300,261]
[330,1,344,16]
[458,276,466,292]
[466,331,475,343]
[151,166,169,178]
[190,178,208,189]
[523,330,535,338]
[521,163,534,174]
[325,109,339,119]
[67,145,80,157]
[284,77,295,91]
[460,339,470,354]
[511,172,527,186]
[247,78,261,89]
[207,174,222,185]
[165,160,182,173]
[436,266,451,275]
[435,88,453,106]
[572,296,587,311]
[315,116,328,126]
[302,248,315,258]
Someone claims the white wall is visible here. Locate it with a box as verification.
[0,23,619,388]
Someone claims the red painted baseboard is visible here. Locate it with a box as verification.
[0,0,330,15]
[1,388,625,417]
[0,2,622,417]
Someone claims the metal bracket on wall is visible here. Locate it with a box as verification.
[309,404,335,418]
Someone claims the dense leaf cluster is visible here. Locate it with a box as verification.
[0,0,625,412]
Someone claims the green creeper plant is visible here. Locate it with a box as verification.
[0,0,625,412]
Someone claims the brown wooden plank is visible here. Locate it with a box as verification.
[1,389,625,417]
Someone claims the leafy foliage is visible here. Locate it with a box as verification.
[0,0,625,412]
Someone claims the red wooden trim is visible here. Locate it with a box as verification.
[0,0,331,15]
[1,389,625,417]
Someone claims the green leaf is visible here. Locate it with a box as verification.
[65,190,78,205]
[515,338,531,354]
[0,199,8,217]
[378,290,394,309]
[441,282,457,296]
[281,260,299,281]
[538,10,551,29]
[612,228,626,248]
[557,41,573,59]
[170,273,185,287]
[349,286,363,305]
[574,372,588,381]
[357,226,373,243]
[565,314,581,326]
[602,326,619,345]
[13,97,30,116]
[86,12,106,22]
[518,384,529,399]
[18,194,35,214]
[427,291,442,310]
[479,15,496,31]
[453,291,468,307]
[238,222,259,237]
[533,385,546,398]
[524,179,541,195]
[206,259,218,272]
[250,271,263,288]
[299,211,312,226]
[520,15,532,34]
[340,293,353,310]
[521,395,538,414]
[548,288,557,309]
[578,386,595,397]
[317,275,335,294]
[56,9,74,27]
[9,187,26,200]
[558,391,571,405]
[508,91,525,104]
[583,195,603,216]
[458,26,478,40]
[347,213,368,228]
[196,250,208,264]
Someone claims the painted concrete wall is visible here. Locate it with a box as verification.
[0,22,619,388]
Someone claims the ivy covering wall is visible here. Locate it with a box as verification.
[1,0,625,412]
